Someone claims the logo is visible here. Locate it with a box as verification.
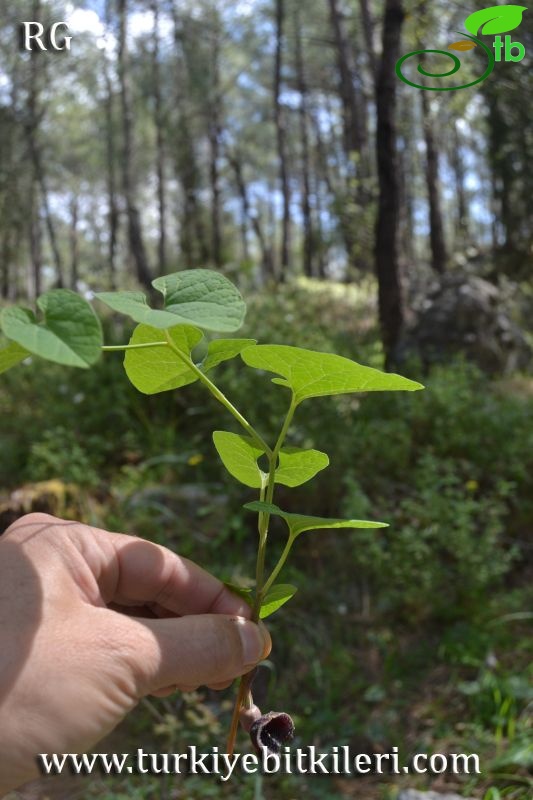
[396,4,527,91]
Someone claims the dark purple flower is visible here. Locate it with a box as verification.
[249,711,295,755]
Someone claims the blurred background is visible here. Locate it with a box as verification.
[0,1,532,799]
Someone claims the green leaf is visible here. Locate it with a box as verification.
[152,270,246,332]
[260,584,298,619]
[244,501,388,538]
[0,339,30,375]
[202,338,256,371]
[97,271,246,333]
[212,432,328,489]
[95,290,181,330]
[1,290,103,368]
[241,344,423,404]
[464,5,527,36]
[223,581,254,607]
[212,431,266,488]
[275,447,329,487]
[124,323,203,394]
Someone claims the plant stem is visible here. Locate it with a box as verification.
[163,331,272,456]
[102,341,168,351]
[226,396,297,756]
[254,396,296,602]
[261,534,295,596]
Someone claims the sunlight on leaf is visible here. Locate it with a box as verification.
[124,323,203,394]
[212,431,267,488]
[244,500,388,537]
[275,447,329,487]
[97,270,247,332]
[260,584,298,619]
[241,344,423,404]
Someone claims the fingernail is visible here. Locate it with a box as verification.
[238,621,266,668]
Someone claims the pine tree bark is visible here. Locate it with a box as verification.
[103,0,119,288]
[69,194,79,290]
[151,0,167,276]
[327,0,371,274]
[421,91,447,273]
[274,0,290,279]
[294,8,313,277]
[327,0,367,157]
[171,8,209,266]
[375,0,405,367]
[228,151,274,281]
[451,121,469,245]
[358,0,377,84]
[208,9,223,269]
[117,0,151,287]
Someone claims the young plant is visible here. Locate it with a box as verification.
[0,270,423,754]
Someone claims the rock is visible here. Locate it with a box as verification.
[406,271,531,374]
[398,792,475,800]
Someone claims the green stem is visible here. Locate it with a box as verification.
[163,331,272,457]
[261,534,295,596]
[227,397,297,755]
[102,341,167,351]
[253,395,296,616]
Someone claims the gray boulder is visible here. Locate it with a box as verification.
[407,271,531,374]
[398,792,475,800]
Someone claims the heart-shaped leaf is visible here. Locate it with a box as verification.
[212,432,329,489]
[97,270,246,333]
[464,5,527,36]
[152,270,246,332]
[244,501,388,538]
[95,291,181,330]
[241,344,423,404]
[1,290,103,368]
[202,338,256,371]
[260,584,298,619]
[0,339,30,375]
[212,431,267,488]
[124,324,203,394]
[275,447,329,487]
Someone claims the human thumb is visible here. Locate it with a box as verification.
[117,614,271,695]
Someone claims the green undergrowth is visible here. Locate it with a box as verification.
[1,279,531,798]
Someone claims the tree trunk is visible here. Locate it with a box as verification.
[327,0,371,275]
[117,0,151,287]
[359,0,377,84]
[375,0,405,367]
[294,7,314,277]
[327,0,367,157]
[421,90,447,273]
[274,0,290,279]
[103,0,119,288]
[69,194,79,290]
[151,0,167,276]
[451,121,469,245]
[208,9,223,269]
[171,8,209,266]
[228,151,274,281]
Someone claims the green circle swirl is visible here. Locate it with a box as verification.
[395,33,495,91]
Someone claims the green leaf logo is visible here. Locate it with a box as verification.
[464,5,527,36]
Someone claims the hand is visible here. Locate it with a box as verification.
[0,513,271,794]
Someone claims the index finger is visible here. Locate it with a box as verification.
[78,525,252,618]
